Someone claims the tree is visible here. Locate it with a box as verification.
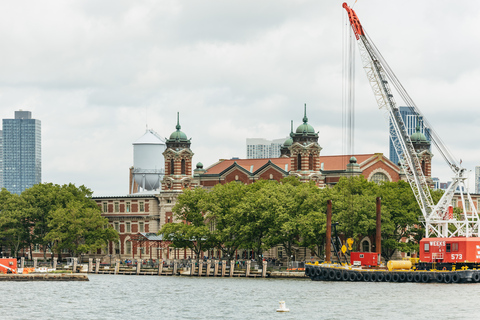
[203,182,248,261]
[377,180,422,260]
[159,187,214,262]
[21,183,62,259]
[45,200,118,258]
[0,189,31,257]
[237,180,282,261]
[330,176,378,250]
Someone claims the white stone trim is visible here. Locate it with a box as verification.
[367,168,392,182]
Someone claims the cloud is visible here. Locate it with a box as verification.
[0,0,479,195]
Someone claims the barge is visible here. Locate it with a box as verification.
[305,263,480,284]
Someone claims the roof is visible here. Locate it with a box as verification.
[319,154,376,171]
[204,158,291,175]
[203,153,393,175]
[139,232,166,241]
[133,130,165,145]
[92,194,158,200]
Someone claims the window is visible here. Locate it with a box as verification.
[126,222,131,233]
[297,154,302,171]
[114,202,119,212]
[139,247,145,254]
[424,243,430,253]
[452,243,459,252]
[167,199,172,204]
[309,154,314,170]
[34,244,40,253]
[103,202,108,212]
[126,241,132,254]
[126,202,131,213]
[181,159,186,174]
[170,159,174,174]
[115,242,120,254]
[446,243,451,253]
[361,240,370,252]
[465,201,470,211]
[114,222,120,232]
[452,199,457,208]
[370,172,389,184]
[139,222,144,232]
[139,201,145,212]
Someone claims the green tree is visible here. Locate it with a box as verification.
[159,187,214,262]
[45,200,118,258]
[204,182,248,261]
[330,176,378,249]
[21,183,62,259]
[377,180,422,260]
[0,189,31,257]
[237,180,281,260]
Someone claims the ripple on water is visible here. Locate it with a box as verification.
[1,275,480,320]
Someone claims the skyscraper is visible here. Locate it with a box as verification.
[246,138,287,159]
[389,106,430,165]
[2,110,41,194]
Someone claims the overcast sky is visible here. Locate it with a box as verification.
[1,0,479,196]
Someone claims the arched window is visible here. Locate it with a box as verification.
[370,172,389,184]
[181,159,186,174]
[297,154,302,171]
[309,154,314,170]
[422,160,426,175]
[361,240,370,252]
[170,159,174,174]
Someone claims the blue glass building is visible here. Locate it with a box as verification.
[2,111,41,194]
[389,106,430,165]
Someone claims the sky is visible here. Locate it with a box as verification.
[1,0,480,196]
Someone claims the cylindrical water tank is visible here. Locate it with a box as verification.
[132,130,166,191]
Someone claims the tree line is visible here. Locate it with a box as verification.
[0,183,118,259]
[160,176,444,261]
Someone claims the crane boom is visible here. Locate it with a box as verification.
[342,3,480,238]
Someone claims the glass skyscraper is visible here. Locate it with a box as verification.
[2,110,41,194]
[389,106,430,165]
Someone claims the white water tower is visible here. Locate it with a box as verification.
[132,129,166,193]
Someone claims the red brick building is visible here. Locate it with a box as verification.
[93,108,440,261]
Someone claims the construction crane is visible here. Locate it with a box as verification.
[343,3,480,268]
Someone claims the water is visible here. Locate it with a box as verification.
[1,274,479,319]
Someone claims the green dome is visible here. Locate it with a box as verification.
[411,124,427,143]
[196,162,203,169]
[169,130,188,141]
[167,112,189,142]
[295,103,316,134]
[296,123,315,134]
[283,138,293,147]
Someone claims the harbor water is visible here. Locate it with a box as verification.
[2,274,479,319]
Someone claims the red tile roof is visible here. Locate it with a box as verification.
[205,158,290,175]
[204,154,386,175]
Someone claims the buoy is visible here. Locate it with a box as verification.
[276,301,290,312]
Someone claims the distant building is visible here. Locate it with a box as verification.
[389,106,430,165]
[475,166,480,194]
[246,138,287,159]
[2,110,41,194]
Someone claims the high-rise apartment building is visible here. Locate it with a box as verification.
[2,110,41,194]
[389,106,430,165]
[246,138,287,159]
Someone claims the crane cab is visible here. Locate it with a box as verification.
[419,237,480,265]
